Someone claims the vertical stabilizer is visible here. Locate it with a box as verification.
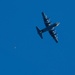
[36,26,43,39]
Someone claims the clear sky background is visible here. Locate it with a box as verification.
[0,0,75,75]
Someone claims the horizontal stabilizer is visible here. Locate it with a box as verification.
[36,26,43,39]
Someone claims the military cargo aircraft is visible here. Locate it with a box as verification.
[36,12,60,43]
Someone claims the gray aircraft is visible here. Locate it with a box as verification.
[36,12,60,43]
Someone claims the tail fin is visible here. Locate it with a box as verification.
[36,26,43,39]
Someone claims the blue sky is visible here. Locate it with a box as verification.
[0,0,75,75]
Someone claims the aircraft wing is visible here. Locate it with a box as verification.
[42,12,51,27]
[49,29,58,43]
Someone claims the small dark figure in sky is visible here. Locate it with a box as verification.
[36,12,60,43]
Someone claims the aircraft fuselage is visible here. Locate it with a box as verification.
[41,23,59,33]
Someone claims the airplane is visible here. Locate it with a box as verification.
[36,12,60,43]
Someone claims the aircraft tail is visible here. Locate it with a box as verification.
[36,26,43,39]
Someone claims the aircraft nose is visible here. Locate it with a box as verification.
[56,22,60,26]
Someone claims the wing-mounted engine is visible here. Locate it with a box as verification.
[49,29,58,43]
